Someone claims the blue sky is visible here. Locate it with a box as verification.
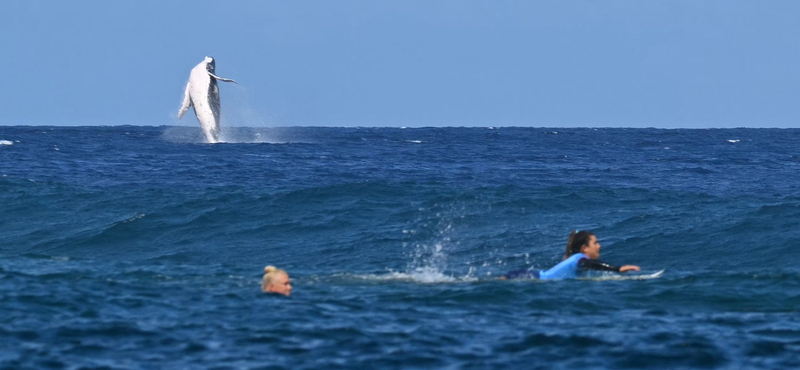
[2,1,799,127]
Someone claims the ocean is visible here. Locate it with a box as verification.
[0,126,798,369]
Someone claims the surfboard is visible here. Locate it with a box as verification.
[645,269,665,278]
[582,269,665,281]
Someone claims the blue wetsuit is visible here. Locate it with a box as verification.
[503,253,622,280]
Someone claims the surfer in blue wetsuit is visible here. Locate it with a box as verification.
[501,230,640,280]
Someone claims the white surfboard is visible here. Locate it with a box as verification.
[583,269,665,281]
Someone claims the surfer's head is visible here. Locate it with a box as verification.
[261,266,292,296]
[563,230,599,260]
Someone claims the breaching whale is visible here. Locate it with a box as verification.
[178,57,237,143]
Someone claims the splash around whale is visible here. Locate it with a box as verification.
[177,57,237,144]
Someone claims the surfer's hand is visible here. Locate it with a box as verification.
[619,265,640,273]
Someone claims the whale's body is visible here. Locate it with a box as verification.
[178,57,236,143]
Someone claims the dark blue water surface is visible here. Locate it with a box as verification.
[1,126,799,369]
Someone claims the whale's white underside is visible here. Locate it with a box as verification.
[178,57,236,143]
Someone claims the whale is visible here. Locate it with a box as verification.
[178,57,237,143]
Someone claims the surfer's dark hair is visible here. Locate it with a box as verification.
[563,230,595,260]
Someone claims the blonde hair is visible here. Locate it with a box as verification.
[261,265,287,292]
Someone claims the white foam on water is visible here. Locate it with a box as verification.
[405,240,454,283]
[218,129,287,144]
[122,213,146,223]
[390,206,482,284]
[405,140,423,144]
[160,126,290,144]
[352,271,456,284]
[0,140,13,145]
[320,210,470,285]
[343,268,477,284]
[727,139,740,143]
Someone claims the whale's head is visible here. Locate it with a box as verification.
[204,56,216,73]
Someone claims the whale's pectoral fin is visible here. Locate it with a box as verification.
[177,83,193,120]
[207,71,237,84]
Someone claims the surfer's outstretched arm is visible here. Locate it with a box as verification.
[178,83,192,119]
[578,259,620,272]
[207,72,237,84]
[578,259,639,273]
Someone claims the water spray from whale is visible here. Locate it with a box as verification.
[177,57,237,143]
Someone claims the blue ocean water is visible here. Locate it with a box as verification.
[0,126,799,369]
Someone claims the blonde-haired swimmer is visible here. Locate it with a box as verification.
[261,266,292,296]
